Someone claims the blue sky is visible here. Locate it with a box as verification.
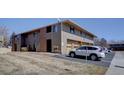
[0,18,124,41]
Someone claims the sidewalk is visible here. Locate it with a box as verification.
[106,51,124,75]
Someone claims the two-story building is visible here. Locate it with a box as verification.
[12,20,96,54]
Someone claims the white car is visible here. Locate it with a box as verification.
[69,45,105,61]
[107,49,112,53]
[102,47,112,54]
[102,47,109,54]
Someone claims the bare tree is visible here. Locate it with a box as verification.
[94,38,108,47]
[0,26,9,47]
[100,38,107,47]
[94,38,101,46]
[10,32,16,46]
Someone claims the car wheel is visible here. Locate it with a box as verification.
[70,52,75,58]
[90,54,98,61]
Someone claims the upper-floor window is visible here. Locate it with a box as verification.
[85,35,92,40]
[80,31,82,35]
[70,26,75,34]
[46,26,52,33]
[33,32,36,36]
[53,25,58,32]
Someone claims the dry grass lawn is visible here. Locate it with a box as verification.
[0,48,108,75]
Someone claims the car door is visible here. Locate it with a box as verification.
[87,46,92,56]
[75,46,86,56]
[87,46,98,56]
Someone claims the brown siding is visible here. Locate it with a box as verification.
[40,28,47,52]
[45,24,61,53]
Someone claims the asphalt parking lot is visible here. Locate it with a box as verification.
[53,52,115,67]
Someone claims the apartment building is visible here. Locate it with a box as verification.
[12,20,96,54]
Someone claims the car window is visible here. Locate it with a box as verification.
[92,47,98,50]
[78,46,86,50]
[87,46,97,50]
[87,47,92,50]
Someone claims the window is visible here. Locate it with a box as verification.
[87,46,97,50]
[33,32,36,36]
[78,46,86,50]
[70,26,75,34]
[80,31,82,35]
[82,33,86,38]
[46,26,52,33]
[53,25,58,32]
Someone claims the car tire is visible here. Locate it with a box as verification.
[90,54,98,61]
[69,52,75,58]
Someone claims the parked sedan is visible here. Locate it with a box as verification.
[69,45,106,61]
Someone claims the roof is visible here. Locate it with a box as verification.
[62,20,96,37]
[16,20,97,37]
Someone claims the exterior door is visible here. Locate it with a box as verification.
[47,39,52,52]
